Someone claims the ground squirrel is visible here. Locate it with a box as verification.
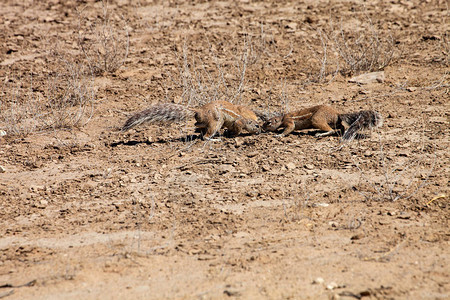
[262,105,383,141]
[122,100,261,140]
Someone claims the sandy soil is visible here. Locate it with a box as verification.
[0,0,449,299]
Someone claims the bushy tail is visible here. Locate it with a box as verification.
[339,110,383,141]
[121,103,195,132]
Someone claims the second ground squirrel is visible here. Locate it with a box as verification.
[263,105,383,141]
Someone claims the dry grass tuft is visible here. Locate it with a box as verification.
[0,60,96,136]
[76,0,129,76]
[305,14,397,82]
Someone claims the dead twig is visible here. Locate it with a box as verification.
[363,240,405,262]
[0,279,37,289]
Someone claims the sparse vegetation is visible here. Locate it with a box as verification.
[77,0,130,75]
[0,60,96,136]
[330,18,395,76]
[305,15,397,82]
[44,59,96,130]
[0,0,132,136]
[0,75,44,136]
[166,38,254,108]
[349,132,436,202]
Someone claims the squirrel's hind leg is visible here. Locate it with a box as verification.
[311,118,336,138]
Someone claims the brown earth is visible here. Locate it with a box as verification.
[0,0,449,299]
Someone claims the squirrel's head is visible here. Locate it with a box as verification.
[245,120,262,134]
[262,116,283,132]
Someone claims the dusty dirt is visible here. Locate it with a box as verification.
[0,0,449,299]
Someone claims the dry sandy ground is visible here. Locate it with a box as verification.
[0,0,449,299]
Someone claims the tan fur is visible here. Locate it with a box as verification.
[122,100,261,140]
[263,105,382,141]
[263,105,344,137]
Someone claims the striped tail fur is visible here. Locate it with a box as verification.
[339,110,383,141]
[121,103,195,132]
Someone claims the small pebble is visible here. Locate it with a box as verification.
[350,233,364,240]
[305,164,314,170]
[312,277,324,284]
[285,162,296,170]
[0,166,5,173]
[328,221,339,228]
[326,282,338,290]
[247,151,258,158]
